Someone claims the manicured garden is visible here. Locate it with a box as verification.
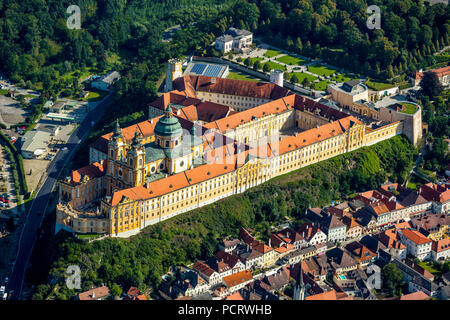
[248,57,264,65]
[289,72,318,84]
[276,55,307,66]
[227,71,259,82]
[264,49,283,58]
[365,80,396,91]
[399,102,418,115]
[331,73,359,83]
[263,60,286,71]
[307,64,337,77]
[313,80,333,91]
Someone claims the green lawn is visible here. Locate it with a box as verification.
[77,233,104,240]
[263,61,286,71]
[248,57,264,65]
[0,89,8,95]
[276,55,307,66]
[290,72,318,84]
[264,49,283,58]
[365,80,396,91]
[227,71,259,82]
[399,102,418,115]
[307,64,337,77]
[331,74,359,83]
[418,261,440,275]
[313,80,333,91]
[84,90,107,102]
[62,68,93,83]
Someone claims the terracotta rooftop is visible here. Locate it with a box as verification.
[174,75,291,100]
[400,229,432,245]
[69,160,107,185]
[193,260,217,277]
[253,243,274,254]
[420,183,450,204]
[377,229,406,250]
[109,152,248,206]
[277,115,363,156]
[370,202,390,216]
[78,286,110,300]
[223,269,253,288]
[400,291,430,300]
[305,289,353,300]
[432,238,450,253]
[203,94,295,133]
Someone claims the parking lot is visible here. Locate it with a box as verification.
[0,147,19,214]
[0,95,29,130]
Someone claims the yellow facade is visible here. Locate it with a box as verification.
[56,89,410,237]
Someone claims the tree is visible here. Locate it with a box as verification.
[382,263,404,297]
[253,60,262,71]
[200,232,218,259]
[420,71,443,98]
[291,74,299,84]
[110,283,123,298]
[302,77,310,87]
[244,57,251,67]
[263,63,271,73]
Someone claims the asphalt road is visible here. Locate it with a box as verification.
[6,93,114,300]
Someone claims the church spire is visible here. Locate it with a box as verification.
[293,259,305,300]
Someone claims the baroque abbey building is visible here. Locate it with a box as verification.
[56,72,422,238]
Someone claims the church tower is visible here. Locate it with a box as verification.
[164,58,183,92]
[127,130,146,187]
[107,120,126,194]
[293,260,306,300]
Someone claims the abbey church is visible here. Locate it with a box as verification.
[56,60,422,238]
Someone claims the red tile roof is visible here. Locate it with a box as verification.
[253,243,274,254]
[69,160,107,185]
[400,291,430,300]
[78,286,110,300]
[175,75,291,100]
[305,289,353,300]
[432,238,450,253]
[223,270,252,288]
[377,229,406,250]
[420,183,450,204]
[193,261,216,277]
[401,229,432,245]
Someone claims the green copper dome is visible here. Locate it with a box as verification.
[154,106,182,137]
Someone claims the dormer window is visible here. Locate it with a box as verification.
[110,150,114,158]
[129,158,133,166]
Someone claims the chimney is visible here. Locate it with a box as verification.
[211,78,216,84]
[268,238,271,247]
[91,292,95,299]
[150,119,153,124]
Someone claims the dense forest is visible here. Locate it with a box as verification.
[29,135,416,300]
[1,0,450,101]
[1,1,449,164]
